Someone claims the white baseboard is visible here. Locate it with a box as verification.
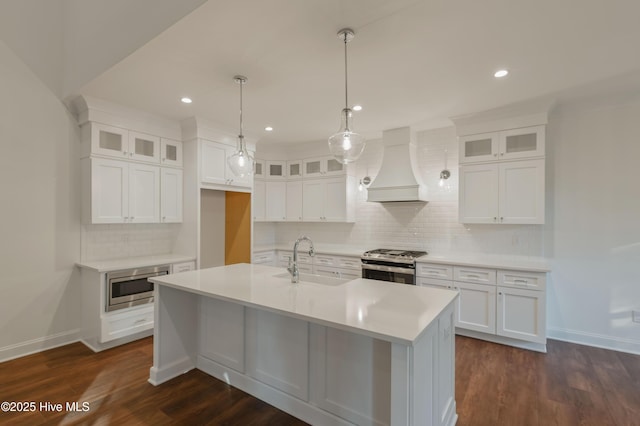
[197,355,353,426]
[455,329,547,353]
[148,356,194,386]
[547,327,640,356]
[0,329,80,363]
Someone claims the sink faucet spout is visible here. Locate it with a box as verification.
[287,236,315,283]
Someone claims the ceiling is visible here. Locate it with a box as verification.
[76,0,640,145]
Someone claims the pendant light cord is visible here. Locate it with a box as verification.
[344,33,349,110]
[239,79,244,139]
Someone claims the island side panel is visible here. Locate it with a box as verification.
[149,284,199,385]
[309,324,391,426]
[390,303,457,426]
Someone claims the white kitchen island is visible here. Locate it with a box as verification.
[149,263,458,426]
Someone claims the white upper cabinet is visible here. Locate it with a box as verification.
[128,162,161,223]
[302,176,355,222]
[459,125,545,164]
[128,131,161,163]
[459,159,545,224]
[90,123,129,159]
[287,160,303,179]
[303,156,345,177]
[200,140,252,189]
[87,122,183,168]
[84,158,160,224]
[286,180,303,221]
[266,161,286,179]
[160,168,183,223]
[254,160,265,179]
[161,138,183,167]
[253,180,266,221]
[265,181,286,221]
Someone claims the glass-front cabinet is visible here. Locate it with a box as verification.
[303,156,345,177]
[287,160,303,179]
[266,161,286,179]
[161,138,183,167]
[459,125,545,164]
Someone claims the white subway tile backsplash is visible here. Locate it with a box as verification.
[81,223,180,262]
[259,126,545,258]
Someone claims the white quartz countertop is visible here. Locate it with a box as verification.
[254,244,551,272]
[150,263,458,346]
[76,254,196,273]
[417,253,551,272]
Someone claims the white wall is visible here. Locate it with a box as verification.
[545,94,640,354]
[0,41,81,361]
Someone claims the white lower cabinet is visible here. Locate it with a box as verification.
[100,305,154,343]
[418,261,547,351]
[454,281,496,334]
[497,286,546,344]
[171,261,196,273]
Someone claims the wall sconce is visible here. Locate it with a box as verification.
[439,149,451,191]
[359,176,371,192]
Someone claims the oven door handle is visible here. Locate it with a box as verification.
[361,263,415,274]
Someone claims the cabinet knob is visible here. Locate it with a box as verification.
[493,217,497,221]
[500,217,504,221]
[499,292,503,296]
[494,153,498,157]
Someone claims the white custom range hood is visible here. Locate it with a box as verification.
[367,127,428,203]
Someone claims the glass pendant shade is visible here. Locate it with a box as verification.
[328,108,365,164]
[227,136,254,178]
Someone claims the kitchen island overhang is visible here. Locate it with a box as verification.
[149,263,458,426]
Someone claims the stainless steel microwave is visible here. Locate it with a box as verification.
[106,265,169,312]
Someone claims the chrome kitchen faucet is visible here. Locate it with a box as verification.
[287,236,315,283]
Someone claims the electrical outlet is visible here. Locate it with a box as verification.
[633,311,640,323]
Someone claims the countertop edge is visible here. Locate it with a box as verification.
[76,254,197,273]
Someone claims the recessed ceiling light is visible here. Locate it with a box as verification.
[494,69,509,78]
[181,97,192,104]
[353,105,362,111]
[265,126,273,132]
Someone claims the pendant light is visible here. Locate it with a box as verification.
[328,28,365,164]
[227,75,255,178]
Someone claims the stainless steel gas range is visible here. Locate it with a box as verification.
[361,249,428,285]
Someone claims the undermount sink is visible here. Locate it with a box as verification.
[273,272,349,286]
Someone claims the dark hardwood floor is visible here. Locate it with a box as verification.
[0,336,637,425]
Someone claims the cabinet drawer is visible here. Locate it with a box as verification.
[314,254,336,267]
[253,251,275,265]
[454,266,496,285]
[336,256,361,270]
[417,277,453,289]
[498,270,546,291]
[278,251,312,266]
[101,306,153,343]
[172,261,195,273]
[417,263,453,280]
